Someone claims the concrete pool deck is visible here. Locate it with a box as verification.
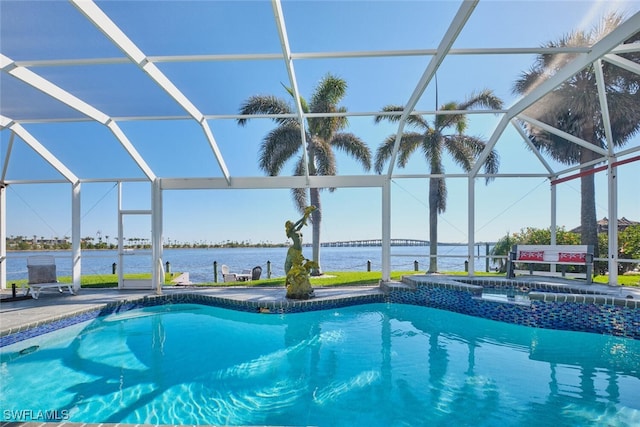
[0,284,385,337]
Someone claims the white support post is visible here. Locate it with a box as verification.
[550,179,557,273]
[381,180,391,282]
[71,182,81,291]
[117,182,124,289]
[151,179,163,295]
[0,184,6,290]
[608,161,618,285]
[467,176,475,276]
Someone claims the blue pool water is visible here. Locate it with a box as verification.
[1,303,639,426]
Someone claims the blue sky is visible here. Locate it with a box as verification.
[1,0,639,246]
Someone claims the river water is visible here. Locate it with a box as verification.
[4,245,496,284]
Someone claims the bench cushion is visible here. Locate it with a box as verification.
[559,252,586,263]
[518,250,544,261]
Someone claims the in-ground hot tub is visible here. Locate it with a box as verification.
[385,275,639,339]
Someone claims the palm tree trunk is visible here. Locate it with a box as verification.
[579,125,599,263]
[428,178,439,273]
[580,167,599,264]
[310,187,322,276]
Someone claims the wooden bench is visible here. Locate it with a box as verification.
[25,255,75,299]
[506,244,594,284]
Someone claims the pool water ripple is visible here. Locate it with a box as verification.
[1,302,639,426]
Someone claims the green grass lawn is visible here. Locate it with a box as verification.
[7,270,639,289]
[8,273,174,289]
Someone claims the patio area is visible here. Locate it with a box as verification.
[0,284,384,338]
[2,276,638,342]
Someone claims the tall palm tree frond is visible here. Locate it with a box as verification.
[308,76,349,142]
[259,124,302,175]
[311,139,337,177]
[237,72,371,274]
[405,113,431,129]
[458,89,504,110]
[443,135,475,171]
[513,66,546,95]
[423,133,444,174]
[292,159,308,213]
[396,134,423,168]
[483,149,500,183]
[608,93,640,141]
[375,105,431,129]
[330,133,372,171]
[310,74,347,108]
[308,105,349,141]
[336,106,349,128]
[237,95,295,127]
[435,102,466,131]
[280,82,310,113]
[375,89,503,272]
[437,90,503,131]
[374,134,398,173]
[455,134,500,183]
[539,39,581,71]
[374,105,404,124]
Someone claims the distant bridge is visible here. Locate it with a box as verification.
[319,239,428,247]
[304,239,496,248]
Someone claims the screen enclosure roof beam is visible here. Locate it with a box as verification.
[271,0,311,184]
[71,0,231,185]
[385,0,479,178]
[0,54,156,181]
[0,115,79,184]
[160,175,387,190]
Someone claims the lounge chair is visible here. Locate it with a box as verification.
[25,255,75,299]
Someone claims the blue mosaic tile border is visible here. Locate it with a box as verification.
[453,277,603,295]
[2,280,638,348]
[0,292,386,348]
[388,278,639,340]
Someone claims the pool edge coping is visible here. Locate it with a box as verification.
[0,286,388,347]
[2,277,639,347]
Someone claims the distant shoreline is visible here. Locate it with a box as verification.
[5,240,497,252]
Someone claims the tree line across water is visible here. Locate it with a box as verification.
[4,236,288,251]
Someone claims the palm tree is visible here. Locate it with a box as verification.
[374,90,502,272]
[237,73,372,274]
[513,13,640,258]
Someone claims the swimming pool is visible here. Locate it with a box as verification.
[1,302,638,426]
